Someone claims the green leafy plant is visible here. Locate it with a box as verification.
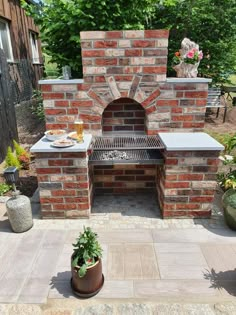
[5,142,31,170]
[30,90,45,121]
[13,140,31,170]
[0,183,12,196]
[5,147,21,169]
[13,140,26,157]
[218,170,236,191]
[172,48,203,66]
[72,227,103,278]
[225,133,236,154]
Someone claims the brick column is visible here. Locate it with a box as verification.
[156,132,224,218]
[35,151,91,219]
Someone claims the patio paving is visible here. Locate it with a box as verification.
[0,190,236,314]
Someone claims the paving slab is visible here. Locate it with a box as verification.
[1,192,236,309]
[134,279,222,298]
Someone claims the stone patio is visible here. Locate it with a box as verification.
[1,190,236,313]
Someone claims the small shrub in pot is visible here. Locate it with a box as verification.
[71,227,104,297]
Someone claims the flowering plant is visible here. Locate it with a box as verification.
[173,48,203,65]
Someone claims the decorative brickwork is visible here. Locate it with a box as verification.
[42,80,208,135]
[93,164,156,194]
[156,150,220,218]
[41,30,208,135]
[36,29,222,219]
[35,152,91,218]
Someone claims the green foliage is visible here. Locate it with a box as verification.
[226,134,236,154]
[222,188,236,208]
[22,0,158,77]
[5,142,31,170]
[23,0,236,83]
[218,170,236,191]
[72,227,102,278]
[43,53,60,78]
[13,140,25,158]
[5,147,21,169]
[205,131,234,153]
[30,90,45,121]
[153,0,236,84]
[0,183,12,196]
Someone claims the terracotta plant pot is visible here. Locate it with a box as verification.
[222,189,236,230]
[71,256,104,298]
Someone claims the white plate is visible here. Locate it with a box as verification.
[68,131,84,140]
[51,139,76,148]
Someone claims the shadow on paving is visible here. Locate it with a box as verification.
[50,271,77,299]
[204,268,236,296]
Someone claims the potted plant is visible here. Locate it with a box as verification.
[71,227,104,298]
[172,38,203,78]
[222,188,236,230]
[218,137,236,229]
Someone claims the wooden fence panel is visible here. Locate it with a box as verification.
[0,49,18,162]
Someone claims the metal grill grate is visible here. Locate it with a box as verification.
[92,135,164,150]
[89,150,164,165]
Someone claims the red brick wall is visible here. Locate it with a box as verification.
[41,81,208,135]
[102,98,145,133]
[156,150,220,218]
[40,30,210,135]
[35,152,91,219]
[93,164,156,194]
[80,30,169,83]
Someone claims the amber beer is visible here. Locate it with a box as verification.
[74,119,83,142]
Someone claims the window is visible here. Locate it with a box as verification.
[30,32,40,63]
[0,19,13,62]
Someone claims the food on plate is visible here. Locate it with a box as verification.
[68,131,79,140]
[45,129,66,141]
[52,139,75,147]
[47,130,65,135]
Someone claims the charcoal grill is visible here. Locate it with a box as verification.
[89,135,164,165]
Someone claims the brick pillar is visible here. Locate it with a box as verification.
[157,150,221,218]
[35,151,91,219]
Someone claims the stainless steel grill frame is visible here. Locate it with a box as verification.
[91,135,165,150]
[89,135,164,165]
[89,149,164,165]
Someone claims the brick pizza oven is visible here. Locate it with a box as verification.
[31,30,224,219]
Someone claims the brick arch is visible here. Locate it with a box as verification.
[87,75,161,112]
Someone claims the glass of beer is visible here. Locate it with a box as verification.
[74,119,84,143]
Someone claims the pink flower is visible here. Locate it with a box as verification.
[198,51,203,60]
[186,50,195,59]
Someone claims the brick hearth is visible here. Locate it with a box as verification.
[31,30,224,219]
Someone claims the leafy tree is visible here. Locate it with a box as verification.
[22,0,157,77]
[23,0,236,83]
[153,0,236,84]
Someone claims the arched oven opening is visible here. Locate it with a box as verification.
[102,98,146,135]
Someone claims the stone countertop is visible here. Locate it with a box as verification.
[159,132,224,151]
[38,79,84,85]
[166,78,212,83]
[30,134,92,153]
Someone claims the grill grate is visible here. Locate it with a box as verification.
[92,135,164,150]
[89,150,164,165]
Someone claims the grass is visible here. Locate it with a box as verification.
[229,75,236,85]
[206,130,233,147]
[43,53,60,79]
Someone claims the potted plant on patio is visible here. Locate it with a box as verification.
[218,135,236,230]
[71,227,104,298]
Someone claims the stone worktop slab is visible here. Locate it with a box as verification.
[30,134,92,153]
[159,132,224,151]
